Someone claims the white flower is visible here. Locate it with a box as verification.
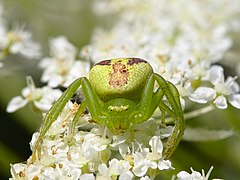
[10,163,26,180]
[0,5,40,60]
[24,164,42,179]
[98,159,133,180]
[177,166,214,180]
[39,36,90,87]
[7,29,41,58]
[189,87,216,104]
[189,65,240,109]
[0,25,40,59]
[158,160,173,170]
[209,65,240,109]
[132,136,173,177]
[6,76,62,113]
[149,136,173,171]
[82,133,110,163]
[49,36,77,60]
[42,161,82,180]
[132,149,157,177]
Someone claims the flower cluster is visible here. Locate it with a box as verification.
[85,0,240,109]
[0,4,40,66]
[7,36,90,113]
[39,36,90,88]
[10,103,174,179]
[6,76,62,113]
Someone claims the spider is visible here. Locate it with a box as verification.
[30,58,184,163]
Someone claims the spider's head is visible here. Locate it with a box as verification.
[102,98,138,133]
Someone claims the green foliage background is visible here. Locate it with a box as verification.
[0,1,240,179]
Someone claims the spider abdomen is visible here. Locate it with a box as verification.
[89,58,153,101]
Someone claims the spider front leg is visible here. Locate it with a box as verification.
[128,74,163,141]
[153,74,184,159]
[132,73,184,159]
[30,77,102,163]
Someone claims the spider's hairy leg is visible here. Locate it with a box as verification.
[138,74,164,119]
[159,105,166,127]
[153,73,184,159]
[30,77,102,163]
[67,101,87,143]
[67,78,103,141]
[30,78,84,163]
[164,81,184,157]
[81,77,103,121]
[129,74,164,141]
[167,81,182,110]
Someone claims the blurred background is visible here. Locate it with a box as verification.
[0,0,240,179]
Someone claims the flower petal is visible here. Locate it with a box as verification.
[149,136,163,154]
[158,160,173,170]
[177,171,191,180]
[34,99,53,112]
[228,94,240,109]
[208,65,224,85]
[214,95,227,109]
[132,163,148,177]
[98,164,109,177]
[6,96,28,113]
[225,76,240,93]
[79,174,95,180]
[189,87,216,103]
[119,171,133,180]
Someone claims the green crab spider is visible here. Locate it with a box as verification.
[30,58,184,163]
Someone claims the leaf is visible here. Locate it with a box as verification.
[182,127,235,141]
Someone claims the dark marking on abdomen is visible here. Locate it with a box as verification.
[95,60,111,66]
[127,58,148,66]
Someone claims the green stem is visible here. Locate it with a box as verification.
[155,104,215,124]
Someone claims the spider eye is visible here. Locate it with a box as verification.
[108,106,114,111]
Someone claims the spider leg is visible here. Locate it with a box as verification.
[30,77,103,163]
[30,78,84,163]
[129,73,184,158]
[138,74,164,118]
[67,101,87,143]
[153,73,184,159]
[129,74,164,140]
[159,105,166,127]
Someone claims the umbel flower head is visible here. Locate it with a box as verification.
[7,76,62,113]
[10,110,174,180]
[39,36,90,88]
[0,3,41,67]
[81,0,240,110]
[189,65,240,109]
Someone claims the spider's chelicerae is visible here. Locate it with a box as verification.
[30,58,184,162]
